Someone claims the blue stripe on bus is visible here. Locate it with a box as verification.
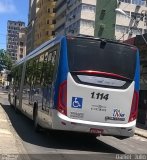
[134,49,140,92]
[54,37,69,106]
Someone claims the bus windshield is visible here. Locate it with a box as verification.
[67,38,137,80]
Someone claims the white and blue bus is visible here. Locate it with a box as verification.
[8,36,140,138]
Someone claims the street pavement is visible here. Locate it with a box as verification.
[0,96,30,160]
[0,89,147,159]
[0,89,30,159]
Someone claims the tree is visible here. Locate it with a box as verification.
[0,49,12,70]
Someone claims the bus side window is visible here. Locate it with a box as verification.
[51,50,57,81]
[24,62,30,87]
[45,50,57,84]
[39,53,46,86]
[32,58,38,88]
[14,68,19,89]
[31,59,37,88]
[18,65,23,86]
[35,56,43,87]
[46,52,53,84]
[41,52,48,86]
[41,51,49,110]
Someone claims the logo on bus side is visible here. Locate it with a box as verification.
[105,109,125,121]
[71,97,83,109]
[113,109,125,118]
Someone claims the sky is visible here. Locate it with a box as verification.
[0,0,29,49]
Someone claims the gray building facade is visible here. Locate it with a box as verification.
[55,0,96,37]
[6,20,25,62]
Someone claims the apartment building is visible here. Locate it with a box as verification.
[27,0,56,54]
[95,0,147,41]
[6,20,26,62]
[35,0,56,49]
[17,28,27,61]
[55,0,96,37]
[27,0,36,54]
[55,0,67,36]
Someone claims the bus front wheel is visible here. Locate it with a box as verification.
[14,97,19,113]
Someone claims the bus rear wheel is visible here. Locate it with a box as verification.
[33,106,41,132]
[8,94,12,105]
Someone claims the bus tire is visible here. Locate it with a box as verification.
[33,105,41,132]
[8,94,12,106]
[14,97,19,113]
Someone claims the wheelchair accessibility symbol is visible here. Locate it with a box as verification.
[71,97,83,109]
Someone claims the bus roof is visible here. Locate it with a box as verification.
[67,35,137,48]
[14,35,65,67]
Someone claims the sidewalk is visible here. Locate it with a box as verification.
[0,104,30,159]
[135,123,147,139]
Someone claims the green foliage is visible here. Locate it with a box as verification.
[0,49,13,70]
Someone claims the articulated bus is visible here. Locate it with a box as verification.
[8,36,140,138]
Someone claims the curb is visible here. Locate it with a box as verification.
[135,128,147,139]
[0,104,31,160]
[135,132,147,139]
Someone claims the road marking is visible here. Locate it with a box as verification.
[0,119,7,122]
[0,129,12,135]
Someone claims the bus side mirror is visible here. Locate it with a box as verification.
[7,74,12,82]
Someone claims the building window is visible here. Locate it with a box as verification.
[80,20,95,28]
[115,25,129,33]
[53,8,56,13]
[132,0,146,6]
[46,31,49,35]
[20,42,24,46]
[131,12,144,21]
[47,20,50,24]
[81,4,95,13]
[120,0,146,6]
[131,27,142,34]
[52,20,56,24]
[20,54,23,59]
[116,25,143,35]
[119,0,131,3]
[52,31,55,36]
[20,48,23,54]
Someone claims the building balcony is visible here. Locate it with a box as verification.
[36,0,41,8]
[38,21,54,29]
[36,0,56,8]
[48,1,56,7]
[44,12,55,18]
[81,12,95,21]
[46,24,54,30]
[43,35,53,41]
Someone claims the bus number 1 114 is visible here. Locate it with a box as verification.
[91,92,109,101]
